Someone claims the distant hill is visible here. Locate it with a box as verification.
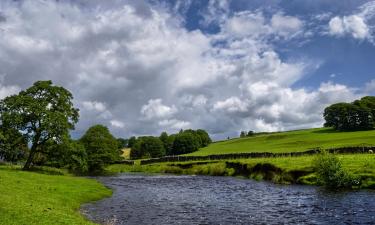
[186,128,375,156]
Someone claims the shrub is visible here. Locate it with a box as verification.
[312,151,353,189]
[80,125,119,174]
[130,136,165,159]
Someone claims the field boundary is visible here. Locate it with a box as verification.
[131,146,375,165]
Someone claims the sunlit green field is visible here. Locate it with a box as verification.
[187,128,375,156]
[0,166,111,225]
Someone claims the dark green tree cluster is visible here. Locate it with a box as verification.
[0,81,120,174]
[240,130,254,138]
[130,129,212,159]
[324,96,375,131]
[130,136,165,159]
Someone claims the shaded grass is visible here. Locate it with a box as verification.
[107,154,375,189]
[187,128,375,156]
[0,166,112,225]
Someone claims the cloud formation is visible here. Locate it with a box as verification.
[0,0,371,140]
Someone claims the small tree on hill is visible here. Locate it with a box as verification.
[172,132,200,155]
[80,125,119,174]
[0,80,79,170]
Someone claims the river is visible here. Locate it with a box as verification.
[82,174,375,225]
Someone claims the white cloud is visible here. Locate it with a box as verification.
[365,79,375,93]
[0,84,20,99]
[0,0,369,139]
[110,120,125,128]
[82,101,107,112]
[141,99,177,120]
[271,13,303,37]
[213,97,249,113]
[329,15,369,39]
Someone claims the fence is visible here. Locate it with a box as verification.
[137,146,374,165]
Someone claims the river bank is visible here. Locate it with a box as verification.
[107,154,375,189]
[0,165,112,225]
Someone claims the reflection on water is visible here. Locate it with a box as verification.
[82,174,375,225]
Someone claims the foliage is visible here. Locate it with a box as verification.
[117,138,128,149]
[172,132,200,155]
[0,167,111,225]
[240,130,255,138]
[43,137,88,174]
[80,125,119,174]
[324,100,374,131]
[353,96,375,122]
[196,129,212,147]
[130,136,165,159]
[0,126,28,162]
[312,151,354,189]
[127,136,137,148]
[0,80,79,170]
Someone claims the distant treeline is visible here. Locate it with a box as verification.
[324,96,375,131]
[123,129,212,160]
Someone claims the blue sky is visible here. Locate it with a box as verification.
[0,0,374,139]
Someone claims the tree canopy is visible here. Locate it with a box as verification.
[80,124,119,174]
[0,80,79,170]
[324,100,374,131]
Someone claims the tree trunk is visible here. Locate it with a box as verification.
[23,143,38,170]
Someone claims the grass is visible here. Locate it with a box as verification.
[187,127,375,156]
[0,165,112,225]
[107,154,375,189]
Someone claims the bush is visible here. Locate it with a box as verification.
[80,125,119,174]
[312,151,353,189]
[130,136,165,159]
[172,132,200,155]
[43,138,88,174]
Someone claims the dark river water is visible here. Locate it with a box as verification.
[82,174,375,225]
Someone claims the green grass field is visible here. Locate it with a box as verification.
[187,128,375,156]
[0,166,111,225]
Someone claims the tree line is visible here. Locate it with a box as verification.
[0,81,122,174]
[324,96,375,131]
[127,129,212,159]
[0,80,212,173]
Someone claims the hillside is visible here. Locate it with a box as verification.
[186,128,375,156]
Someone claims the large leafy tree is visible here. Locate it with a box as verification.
[80,125,119,173]
[324,102,373,131]
[0,80,79,170]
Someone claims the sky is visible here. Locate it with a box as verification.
[0,0,375,140]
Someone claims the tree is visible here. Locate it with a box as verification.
[324,103,373,131]
[130,136,165,159]
[172,132,200,155]
[0,126,28,163]
[196,129,212,147]
[43,136,88,174]
[80,125,119,174]
[240,131,246,138]
[127,136,137,148]
[353,96,375,122]
[247,131,254,137]
[0,81,79,170]
[117,138,128,149]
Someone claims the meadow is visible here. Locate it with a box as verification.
[0,165,111,225]
[186,128,375,156]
